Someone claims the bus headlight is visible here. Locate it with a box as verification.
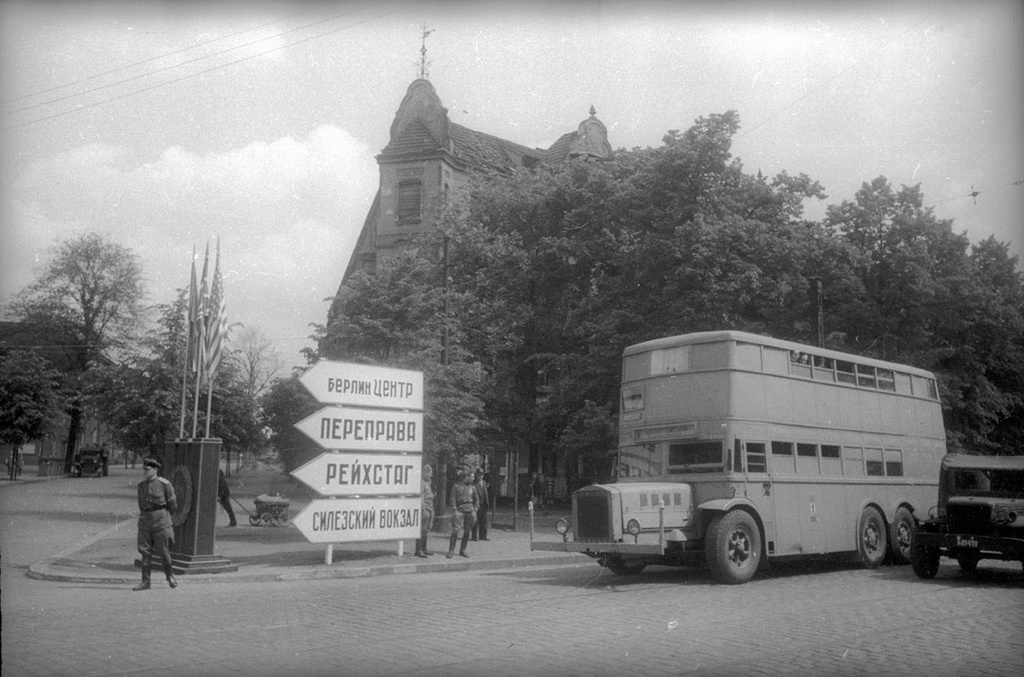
[626,519,641,536]
[555,518,569,535]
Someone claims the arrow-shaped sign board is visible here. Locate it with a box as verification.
[299,360,424,411]
[292,452,421,497]
[292,497,422,543]
[294,406,423,452]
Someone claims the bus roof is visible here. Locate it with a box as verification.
[623,330,937,378]
[941,453,1024,470]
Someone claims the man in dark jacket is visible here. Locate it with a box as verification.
[218,469,237,526]
[471,469,490,541]
[134,458,178,590]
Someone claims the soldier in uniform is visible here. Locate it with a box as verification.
[414,464,434,558]
[134,458,178,591]
[446,468,479,558]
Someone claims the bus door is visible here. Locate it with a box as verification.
[739,440,776,554]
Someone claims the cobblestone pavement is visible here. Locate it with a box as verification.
[4,552,1022,677]
[3,466,1023,677]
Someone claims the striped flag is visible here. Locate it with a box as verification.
[186,247,201,376]
[204,239,227,385]
[195,243,210,387]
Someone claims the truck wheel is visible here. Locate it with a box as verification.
[956,551,980,573]
[857,506,887,568]
[705,510,760,585]
[889,506,915,565]
[602,557,645,575]
[911,538,940,579]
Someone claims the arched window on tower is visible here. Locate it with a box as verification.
[397,179,422,224]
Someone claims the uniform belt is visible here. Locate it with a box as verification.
[143,506,167,512]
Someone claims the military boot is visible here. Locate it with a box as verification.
[163,564,178,588]
[132,567,151,591]
[446,534,458,559]
[459,532,470,558]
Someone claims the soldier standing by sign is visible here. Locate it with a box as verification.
[134,458,178,591]
[471,468,490,541]
[446,468,478,558]
[415,464,435,558]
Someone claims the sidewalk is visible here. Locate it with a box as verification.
[27,507,588,586]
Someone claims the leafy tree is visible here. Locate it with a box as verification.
[90,291,267,462]
[0,349,66,446]
[259,375,319,473]
[9,232,146,471]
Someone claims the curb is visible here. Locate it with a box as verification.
[27,553,591,585]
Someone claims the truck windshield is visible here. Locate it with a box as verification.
[951,468,1024,498]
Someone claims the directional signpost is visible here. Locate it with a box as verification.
[293,361,425,563]
[294,407,423,453]
[291,452,421,497]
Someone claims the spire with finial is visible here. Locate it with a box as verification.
[418,25,434,79]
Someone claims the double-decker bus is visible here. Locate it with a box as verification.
[532,330,947,584]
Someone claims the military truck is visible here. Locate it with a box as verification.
[72,446,109,478]
[911,453,1024,578]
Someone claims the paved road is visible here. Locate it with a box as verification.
[2,470,1023,677]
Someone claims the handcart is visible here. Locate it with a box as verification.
[248,493,291,526]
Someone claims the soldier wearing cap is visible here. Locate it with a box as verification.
[134,457,178,591]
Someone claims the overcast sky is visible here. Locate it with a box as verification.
[2,0,1021,372]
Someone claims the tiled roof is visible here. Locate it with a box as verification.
[449,123,545,172]
[543,131,578,164]
[382,119,443,156]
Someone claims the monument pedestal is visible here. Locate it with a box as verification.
[162,438,237,575]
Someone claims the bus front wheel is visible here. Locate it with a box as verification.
[857,506,888,568]
[705,510,761,585]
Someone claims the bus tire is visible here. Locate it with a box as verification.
[706,510,760,585]
[889,506,915,565]
[857,506,887,568]
[911,538,940,579]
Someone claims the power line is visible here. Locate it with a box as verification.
[932,180,1024,206]
[0,2,337,107]
[2,0,415,131]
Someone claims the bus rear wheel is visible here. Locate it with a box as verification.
[889,506,915,565]
[706,510,761,585]
[857,506,887,568]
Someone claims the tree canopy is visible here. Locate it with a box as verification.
[318,109,1023,486]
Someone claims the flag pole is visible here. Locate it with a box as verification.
[178,246,196,439]
[192,241,210,439]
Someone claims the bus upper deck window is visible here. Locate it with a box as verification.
[877,369,896,391]
[836,361,856,384]
[812,356,835,382]
[857,365,877,388]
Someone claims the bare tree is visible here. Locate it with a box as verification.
[231,325,284,400]
[11,232,146,471]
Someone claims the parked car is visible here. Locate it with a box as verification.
[911,453,1024,578]
[72,447,109,478]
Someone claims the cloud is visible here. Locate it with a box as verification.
[2,124,377,367]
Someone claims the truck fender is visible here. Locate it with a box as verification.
[697,497,759,515]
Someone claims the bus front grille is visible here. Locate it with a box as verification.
[948,503,993,534]
[575,492,611,540]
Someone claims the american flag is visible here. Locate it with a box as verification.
[194,243,210,386]
[204,239,227,385]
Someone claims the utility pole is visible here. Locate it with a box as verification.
[810,278,825,348]
[437,234,449,515]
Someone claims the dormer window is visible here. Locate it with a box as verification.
[397,180,422,224]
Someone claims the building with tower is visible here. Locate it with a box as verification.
[340,77,612,281]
